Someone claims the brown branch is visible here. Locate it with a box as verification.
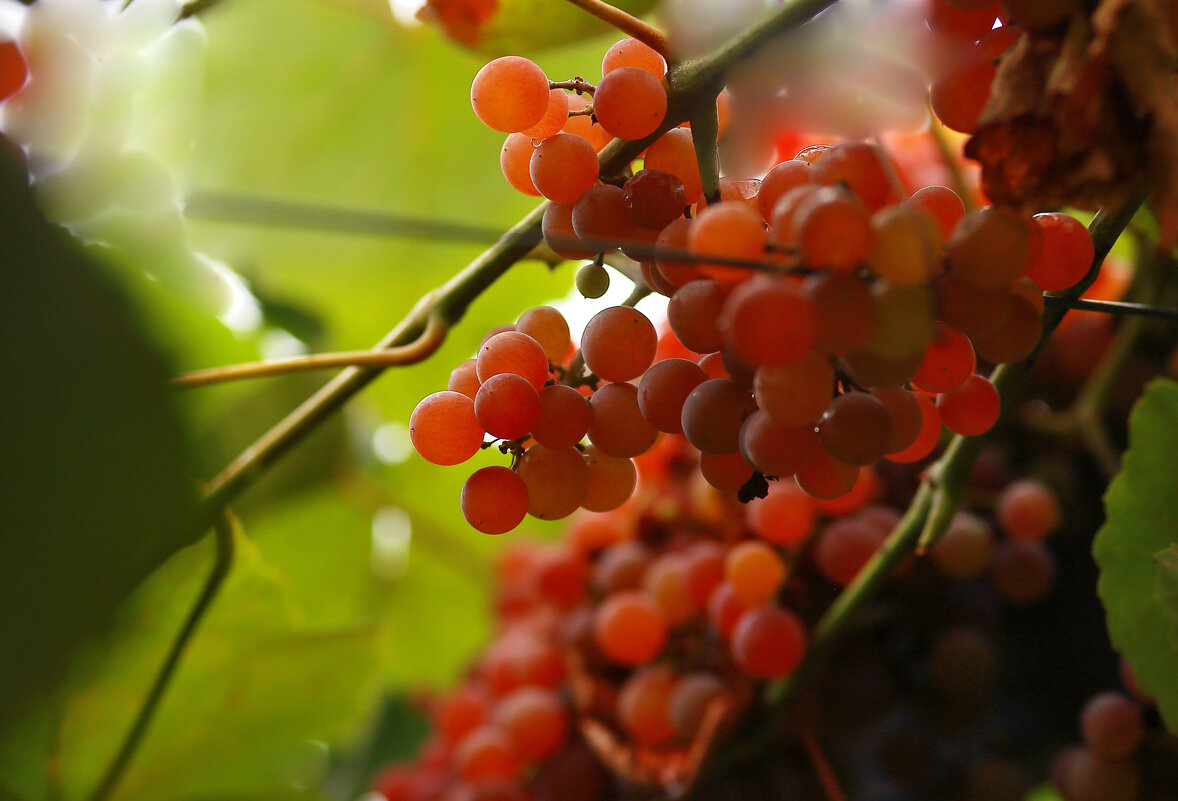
[562,0,670,59]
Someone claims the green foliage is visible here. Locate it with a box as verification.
[469,0,658,55]
[0,140,201,733]
[1094,378,1178,732]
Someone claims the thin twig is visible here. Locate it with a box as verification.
[550,78,597,95]
[562,0,670,59]
[799,725,849,801]
[1041,295,1178,321]
[172,313,448,389]
[88,513,236,801]
[178,0,226,18]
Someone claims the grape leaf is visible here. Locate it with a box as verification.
[0,136,202,732]
[1094,377,1178,732]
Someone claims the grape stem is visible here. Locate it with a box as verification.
[88,512,235,801]
[799,725,849,801]
[689,88,723,205]
[550,78,597,95]
[170,313,449,388]
[561,0,671,60]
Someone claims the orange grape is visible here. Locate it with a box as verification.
[462,467,529,534]
[471,56,550,133]
[410,391,485,466]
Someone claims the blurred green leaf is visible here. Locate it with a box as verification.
[1,525,383,801]
[0,138,202,731]
[1094,378,1178,732]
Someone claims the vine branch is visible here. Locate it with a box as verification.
[89,513,236,801]
[172,313,448,389]
[561,0,671,59]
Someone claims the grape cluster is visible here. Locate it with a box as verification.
[373,426,1176,801]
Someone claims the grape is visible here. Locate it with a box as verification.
[500,133,540,196]
[945,206,1031,289]
[477,331,550,390]
[769,184,822,249]
[792,186,872,271]
[931,510,994,579]
[996,479,1061,542]
[926,627,996,708]
[435,686,490,745]
[593,541,650,594]
[455,726,521,782]
[532,384,591,448]
[532,545,591,608]
[668,278,725,353]
[887,391,942,463]
[623,169,685,230]
[818,392,893,466]
[731,606,807,678]
[864,282,935,362]
[494,687,568,762]
[543,202,596,260]
[795,144,830,163]
[516,306,570,363]
[757,159,813,222]
[645,128,704,203]
[575,261,610,298]
[617,666,678,746]
[638,358,707,434]
[683,541,724,607]
[681,378,757,454]
[700,450,755,493]
[669,672,726,739]
[587,381,658,458]
[516,445,589,519]
[687,201,765,287]
[470,56,550,133]
[594,67,667,141]
[805,271,880,355]
[582,445,637,512]
[971,293,1041,364]
[796,447,859,500]
[571,184,636,253]
[410,391,485,466]
[640,257,678,296]
[747,481,816,547]
[593,590,667,665]
[935,273,1013,339]
[871,386,922,454]
[654,217,701,287]
[907,184,966,241]
[720,276,817,366]
[992,540,1055,605]
[567,514,623,556]
[448,359,481,399]
[602,37,666,78]
[1081,692,1144,759]
[868,205,942,285]
[529,133,600,203]
[581,306,658,382]
[725,540,786,606]
[556,99,608,156]
[462,467,529,534]
[937,373,1000,436]
[644,553,699,624]
[753,350,834,427]
[475,373,541,439]
[739,409,821,477]
[841,344,924,388]
[707,580,750,639]
[521,88,570,140]
[913,322,976,394]
[930,52,996,134]
[1054,746,1140,801]
[814,518,885,586]
[811,140,896,212]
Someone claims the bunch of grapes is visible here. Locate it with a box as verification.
[376,416,1178,801]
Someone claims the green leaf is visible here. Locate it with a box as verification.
[437,0,660,55]
[0,138,202,730]
[1094,377,1178,732]
[0,525,383,801]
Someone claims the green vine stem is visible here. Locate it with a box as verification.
[688,90,723,204]
[561,0,671,59]
[89,513,236,801]
[171,313,448,389]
